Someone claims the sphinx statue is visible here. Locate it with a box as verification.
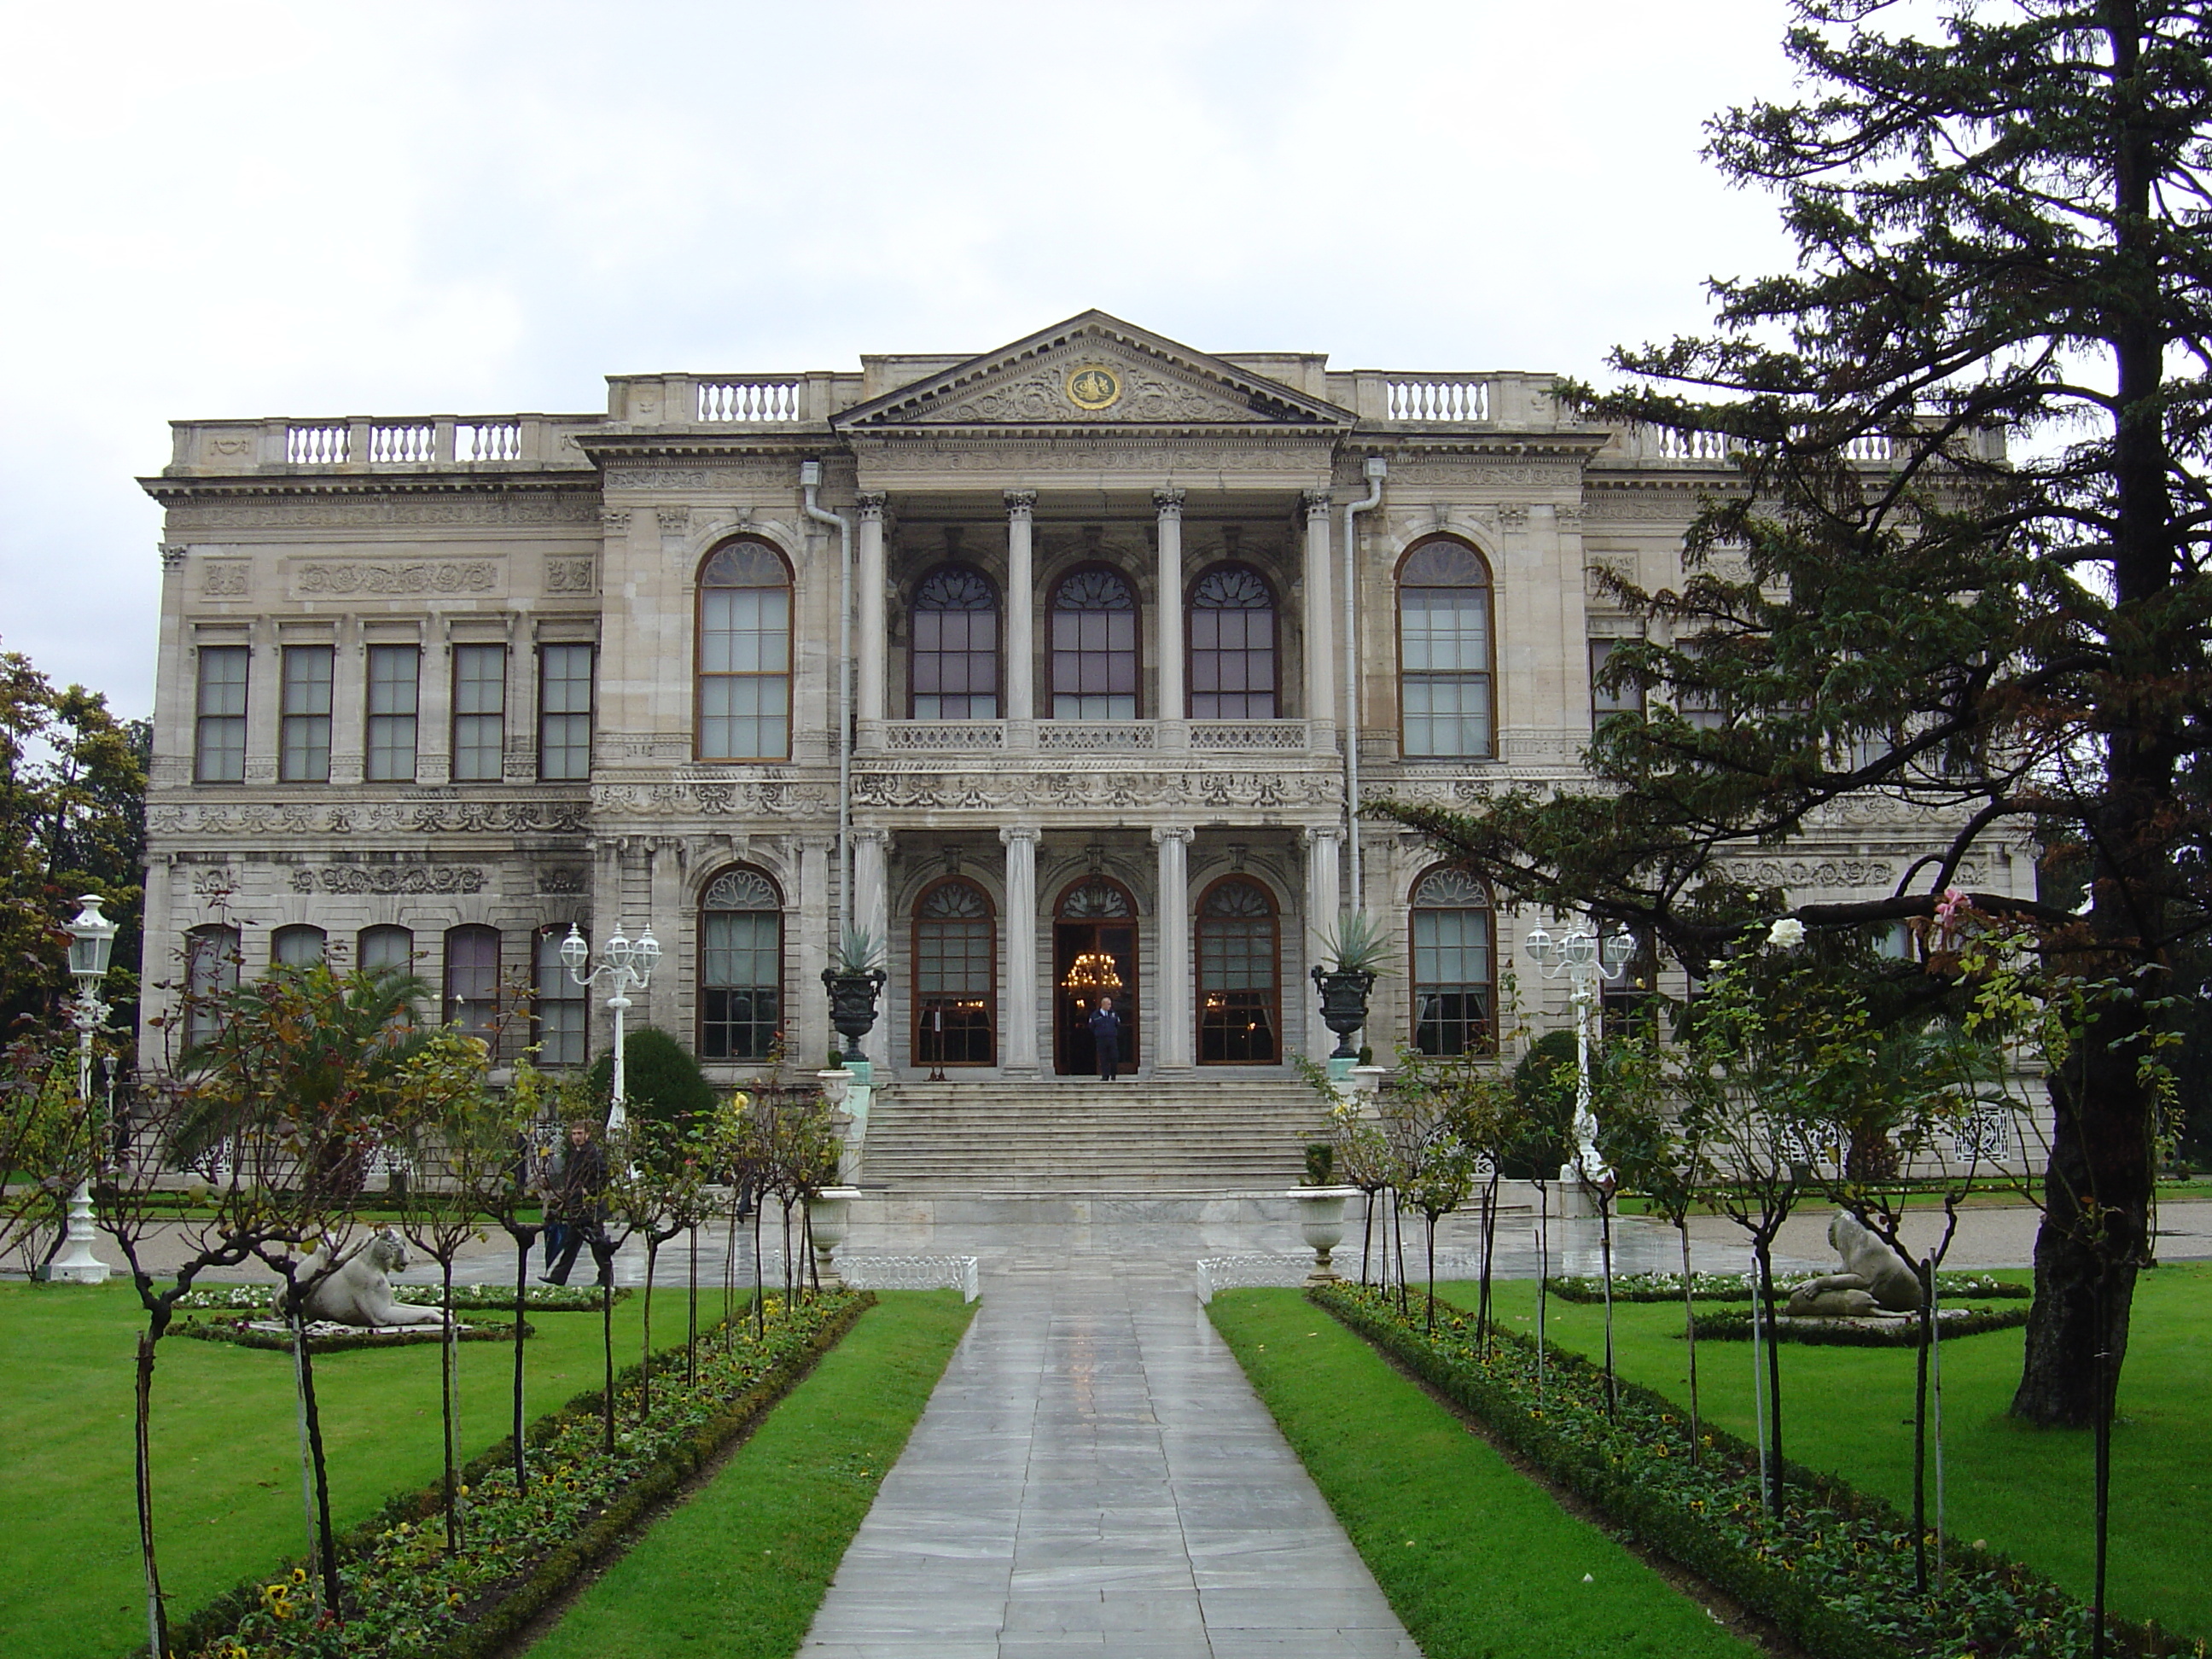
[280,1227,445,1329]
[1783,1212,1923,1318]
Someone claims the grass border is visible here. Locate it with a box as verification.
[161,1293,874,1659]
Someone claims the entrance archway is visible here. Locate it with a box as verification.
[1053,875,1139,1076]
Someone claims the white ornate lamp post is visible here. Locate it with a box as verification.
[1522,920,1637,1189]
[43,894,116,1284]
[559,922,660,1133]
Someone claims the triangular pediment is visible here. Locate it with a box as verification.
[833,311,1351,430]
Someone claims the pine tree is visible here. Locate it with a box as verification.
[1377,0,2211,1426]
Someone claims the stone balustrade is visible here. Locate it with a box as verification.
[167,414,597,474]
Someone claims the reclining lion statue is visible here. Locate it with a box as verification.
[280,1227,444,1328]
[1783,1212,1923,1318]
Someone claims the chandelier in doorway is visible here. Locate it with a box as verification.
[1062,952,1124,993]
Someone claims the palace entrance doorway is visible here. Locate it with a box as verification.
[1053,876,1139,1076]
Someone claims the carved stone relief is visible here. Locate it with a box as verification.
[148,800,588,836]
[544,556,597,592]
[165,494,598,530]
[294,561,500,597]
[290,864,487,894]
[202,562,250,596]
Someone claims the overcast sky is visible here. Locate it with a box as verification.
[0,0,1807,719]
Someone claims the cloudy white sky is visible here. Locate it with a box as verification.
[0,0,1807,718]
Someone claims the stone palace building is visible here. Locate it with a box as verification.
[136,311,2023,1179]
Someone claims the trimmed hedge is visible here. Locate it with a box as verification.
[164,1292,871,1659]
[1690,1306,2029,1346]
[178,1317,533,1354]
[1546,1271,2033,1305]
[1313,1283,2191,1659]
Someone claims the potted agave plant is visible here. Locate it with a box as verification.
[822,927,888,1064]
[1311,911,1390,1060]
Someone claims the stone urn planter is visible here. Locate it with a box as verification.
[822,969,887,1062]
[806,1185,862,1290]
[1311,968,1377,1060]
[1285,1186,1359,1284]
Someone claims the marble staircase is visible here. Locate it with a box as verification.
[856,1076,1335,1193]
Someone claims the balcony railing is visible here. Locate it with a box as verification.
[177,416,594,474]
[865,719,1317,754]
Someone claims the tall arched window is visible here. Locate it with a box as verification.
[701,867,782,1061]
[697,539,793,760]
[1051,567,1139,719]
[913,878,995,1067]
[1398,538,1494,757]
[271,925,326,969]
[183,924,240,1047]
[444,926,501,1042]
[911,566,1001,719]
[535,928,588,1066]
[358,925,414,975]
[1188,564,1277,718]
[1411,868,1494,1055]
[1196,877,1278,1064]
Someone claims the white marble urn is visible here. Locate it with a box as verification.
[806,1186,862,1290]
[1285,1187,1359,1285]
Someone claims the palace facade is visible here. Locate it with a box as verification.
[137,311,2016,1110]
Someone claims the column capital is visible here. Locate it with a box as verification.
[1302,487,1336,521]
[998,824,1040,847]
[1301,824,1344,848]
[1003,489,1037,520]
[853,826,890,848]
[1150,824,1195,847]
[1152,486,1186,517]
[857,492,888,521]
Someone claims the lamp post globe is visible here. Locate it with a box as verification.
[564,921,658,1134]
[44,895,115,1283]
[1522,915,1635,1192]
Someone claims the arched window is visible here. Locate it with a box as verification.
[911,566,1000,719]
[271,925,326,969]
[1051,567,1139,719]
[1196,877,1278,1064]
[701,867,782,1061]
[1410,868,1494,1055]
[358,926,414,975]
[913,878,995,1067]
[183,924,240,1047]
[1399,538,1494,757]
[444,926,501,1043]
[1188,564,1277,719]
[535,928,588,1066]
[697,539,793,760]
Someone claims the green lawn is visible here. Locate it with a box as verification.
[0,1276,691,1659]
[1208,1288,1759,1659]
[524,1290,975,1659]
[1435,1266,2211,1638]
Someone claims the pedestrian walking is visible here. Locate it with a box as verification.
[541,1119,610,1286]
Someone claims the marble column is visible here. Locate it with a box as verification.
[1302,488,1336,737]
[857,492,888,726]
[1155,486,1185,729]
[999,824,1040,1073]
[1303,826,1343,1062]
[1152,826,1194,1072]
[1004,491,1035,726]
[853,829,890,1068]
[796,835,835,1068]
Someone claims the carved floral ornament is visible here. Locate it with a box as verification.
[290,864,487,895]
[148,800,589,836]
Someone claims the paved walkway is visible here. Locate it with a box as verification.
[799,1249,1420,1659]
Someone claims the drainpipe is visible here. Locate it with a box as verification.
[800,461,854,939]
[1340,455,1387,917]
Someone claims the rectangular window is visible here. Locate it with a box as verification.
[699,587,792,759]
[279,645,334,782]
[1590,639,1642,728]
[701,911,782,1060]
[365,645,420,781]
[451,644,506,782]
[538,643,594,781]
[534,929,587,1066]
[444,928,500,1043]
[194,646,249,783]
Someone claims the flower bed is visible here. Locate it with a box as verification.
[1546,1270,2030,1305]
[178,1318,533,1354]
[1312,1283,2192,1659]
[172,1283,628,1314]
[1690,1306,2030,1346]
[170,1290,871,1659]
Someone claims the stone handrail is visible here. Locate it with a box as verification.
[169,416,597,474]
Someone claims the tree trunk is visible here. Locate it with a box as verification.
[601,1267,617,1456]
[439,1258,460,1553]
[1677,1220,1700,1466]
[687,1221,699,1388]
[1754,1237,1785,1516]
[288,1300,341,1612]
[134,1324,168,1659]
[640,1237,659,1420]
[1913,1263,1932,1595]
[1477,1173,1499,1353]
[1599,1195,1617,1418]
[510,1230,531,1493]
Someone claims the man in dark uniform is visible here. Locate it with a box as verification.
[1087,995,1123,1082]
[541,1119,610,1286]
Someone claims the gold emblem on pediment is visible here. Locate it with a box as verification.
[1063,363,1123,412]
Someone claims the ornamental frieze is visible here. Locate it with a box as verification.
[602,465,792,492]
[593,782,839,818]
[164,494,599,530]
[1722,859,1897,889]
[295,561,500,597]
[148,800,587,837]
[290,864,486,894]
[852,442,1330,474]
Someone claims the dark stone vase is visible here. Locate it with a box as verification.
[1311,968,1376,1061]
[823,969,887,1062]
